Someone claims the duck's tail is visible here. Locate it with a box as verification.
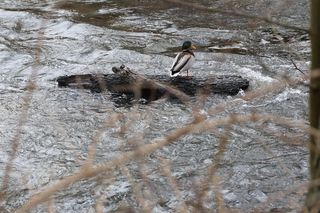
[170,69,179,77]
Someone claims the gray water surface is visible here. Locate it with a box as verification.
[0,1,310,212]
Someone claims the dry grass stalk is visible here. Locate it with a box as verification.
[46,197,56,213]
[159,158,188,212]
[95,195,105,213]
[14,111,315,212]
[3,52,310,213]
[195,124,232,210]
[117,107,154,212]
[257,135,292,175]
[120,166,149,210]
[208,75,308,117]
[84,113,122,167]
[4,2,312,211]
[211,175,225,213]
[0,22,45,202]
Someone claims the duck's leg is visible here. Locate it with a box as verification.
[187,70,189,76]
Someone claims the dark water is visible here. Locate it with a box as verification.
[0,0,310,212]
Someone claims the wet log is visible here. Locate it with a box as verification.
[56,65,249,101]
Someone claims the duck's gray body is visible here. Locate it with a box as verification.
[170,50,195,76]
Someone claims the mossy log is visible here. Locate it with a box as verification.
[57,65,249,101]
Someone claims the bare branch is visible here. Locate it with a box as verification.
[15,113,317,212]
[0,22,45,202]
[290,58,307,75]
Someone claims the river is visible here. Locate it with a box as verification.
[0,0,310,212]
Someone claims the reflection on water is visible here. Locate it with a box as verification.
[0,0,311,212]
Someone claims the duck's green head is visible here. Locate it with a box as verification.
[182,41,196,50]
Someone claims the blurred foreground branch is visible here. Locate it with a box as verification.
[15,113,317,212]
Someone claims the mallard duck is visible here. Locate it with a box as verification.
[170,41,196,77]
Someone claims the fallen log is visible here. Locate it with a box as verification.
[56,65,249,101]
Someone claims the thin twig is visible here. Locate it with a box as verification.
[83,113,121,167]
[159,158,188,212]
[0,22,44,202]
[15,113,317,213]
[290,58,307,75]
[46,197,56,213]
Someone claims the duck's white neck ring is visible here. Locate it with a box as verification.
[183,49,195,56]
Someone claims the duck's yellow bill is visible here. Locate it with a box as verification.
[191,44,196,50]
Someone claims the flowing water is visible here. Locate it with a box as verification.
[0,0,311,212]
